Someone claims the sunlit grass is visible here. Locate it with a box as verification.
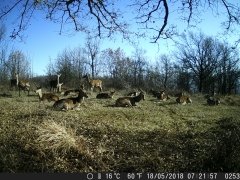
[0,91,240,172]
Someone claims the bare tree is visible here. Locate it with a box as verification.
[0,24,8,85]
[100,47,133,89]
[131,47,147,88]
[0,0,128,40]
[177,32,221,93]
[6,50,31,79]
[156,55,174,89]
[47,46,87,88]
[85,36,100,78]
[216,43,240,94]
[0,24,6,42]
[0,0,239,43]
[175,65,192,93]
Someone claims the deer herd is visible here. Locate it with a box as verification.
[7,73,221,111]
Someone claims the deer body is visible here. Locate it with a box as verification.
[149,89,161,98]
[83,74,102,92]
[176,95,192,105]
[35,88,59,106]
[10,78,17,90]
[96,91,115,99]
[207,97,220,106]
[15,73,30,96]
[49,74,62,92]
[127,91,139,97]
[64,89,80,96]
[53,89,88,111]
[157,90,170,101]
[115,92,145,107]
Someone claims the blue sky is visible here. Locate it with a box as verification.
[2,1,239,76]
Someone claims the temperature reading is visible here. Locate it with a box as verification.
[127,173,143,179]
[106,173,121,179]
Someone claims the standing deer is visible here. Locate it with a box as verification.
[83,74,102,92]
[53,88,88,111]
[49,74,62,92]
[57,83,63,93]
[15,73,30,97]
[10,78,17,90]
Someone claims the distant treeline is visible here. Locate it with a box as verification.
[1,32,240,94]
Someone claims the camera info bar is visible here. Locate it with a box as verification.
[1,172,238,180]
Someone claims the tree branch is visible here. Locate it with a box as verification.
[221,0,239,29]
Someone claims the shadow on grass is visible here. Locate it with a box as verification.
[101,117,240,172]
[0,116,239,172]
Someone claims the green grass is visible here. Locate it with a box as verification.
[0,91,240,172]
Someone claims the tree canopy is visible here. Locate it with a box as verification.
[0,0,240,43]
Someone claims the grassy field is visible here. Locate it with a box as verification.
[0,90,240,172]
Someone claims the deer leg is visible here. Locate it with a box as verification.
[18,87,21,97]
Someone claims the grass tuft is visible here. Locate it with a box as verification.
[33,120,87,155]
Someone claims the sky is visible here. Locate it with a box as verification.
[1,1,239,76]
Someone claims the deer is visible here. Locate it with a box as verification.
[149,89,165,98]
[115,91,145,107]
[174,91,185,98]
[56,83,63,93]
[64,85,85,96]
[53,88,88,111]
[64,89,80,96]
[96,91,115,99]
[83,74,102,92]
[149,89,159,97]
[207,97,220,106]
[10,77,17,90]
[35,87,59,107]
[176,94,192,105]
[127,91,139,97]
[49,74,61,92]
[157,90,170,101]
[15,73,30,97]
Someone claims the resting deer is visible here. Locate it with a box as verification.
[83,74,102,92]
[175,91,185,97]
[64,89,80,96]
[53,88,88,111]
[64,85,85,96]
[149,89,161,98]
[96,91,115,99]
[15,73,30,97]
[176,95,192,105]
[157,90,170,101]
[207,96,220,106]
[127,91,139,97]
[35,87,59,106]
[115,91,145,107]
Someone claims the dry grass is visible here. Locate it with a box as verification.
[0,91,240,172]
